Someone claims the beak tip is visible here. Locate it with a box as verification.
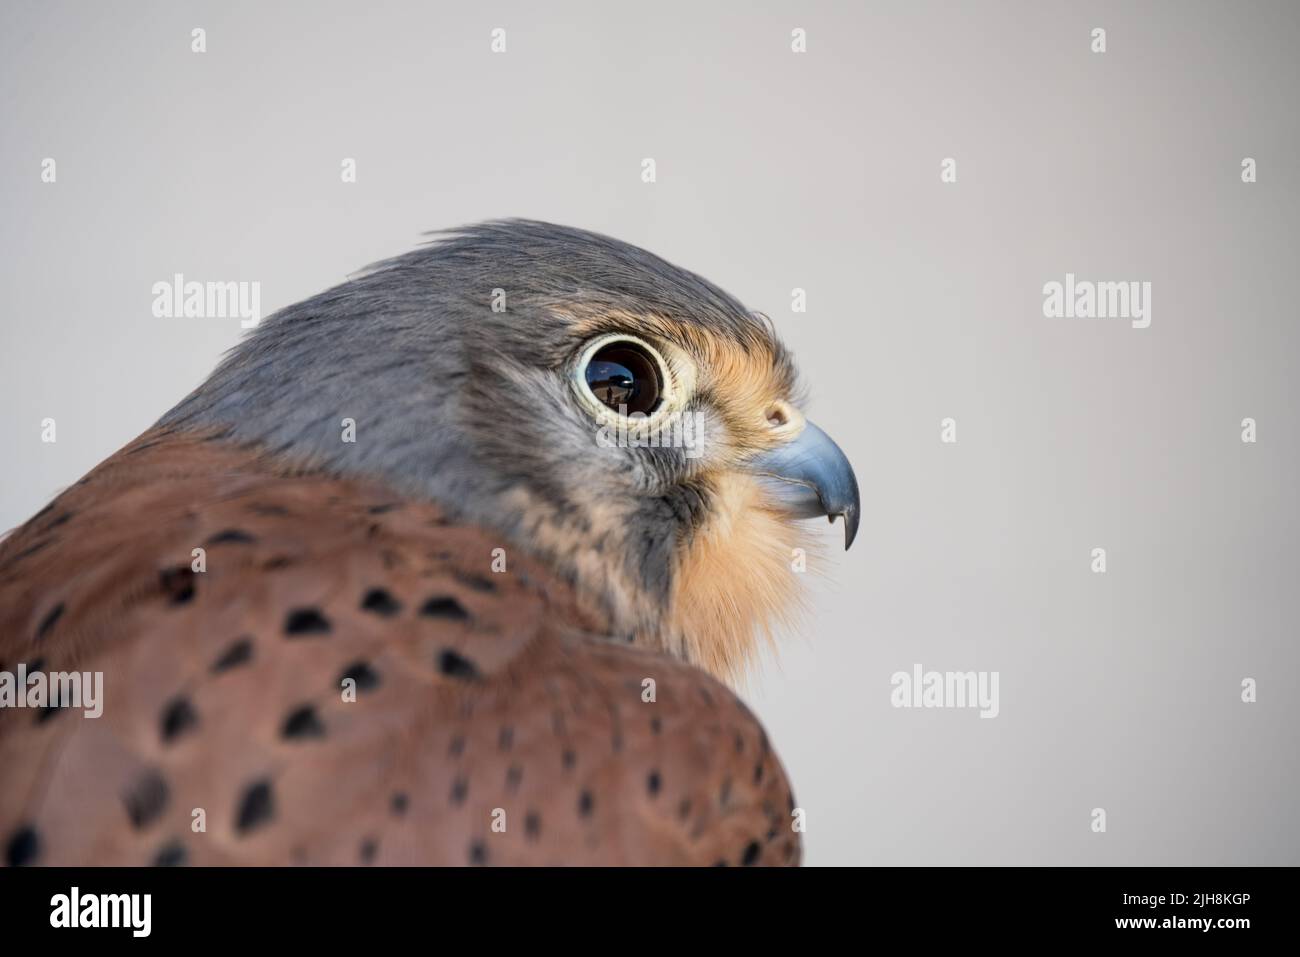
[842,509,860,550]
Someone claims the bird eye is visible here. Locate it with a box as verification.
[583,340,663,416]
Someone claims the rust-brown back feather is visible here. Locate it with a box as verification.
[0,430,799,866]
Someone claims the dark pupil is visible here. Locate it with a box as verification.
[585,344,661,415]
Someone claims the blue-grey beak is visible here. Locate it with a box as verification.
[749,420,861,549]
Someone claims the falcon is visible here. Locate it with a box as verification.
[0,221,859,867]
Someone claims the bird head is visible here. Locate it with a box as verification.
[164,220,859,680]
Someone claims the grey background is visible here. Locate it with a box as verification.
[2,1,1296,865]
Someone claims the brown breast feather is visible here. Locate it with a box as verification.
[0,428,800,866]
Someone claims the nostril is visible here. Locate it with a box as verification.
[765,402,791,429]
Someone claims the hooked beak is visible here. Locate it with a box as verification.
[748,420,861,549]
